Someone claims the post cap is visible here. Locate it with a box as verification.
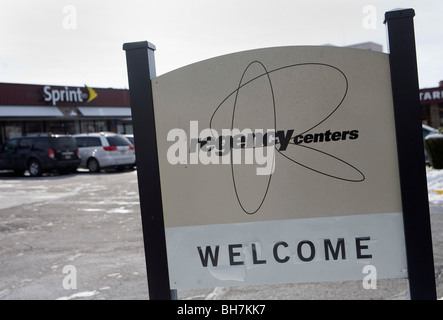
[384,8,415,24]
[123,41,156,51]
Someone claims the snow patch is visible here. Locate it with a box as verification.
[56,290,100,300]
[108,207,132,214]
[427,167,443,205]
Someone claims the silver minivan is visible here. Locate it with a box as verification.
[74,132,135,172]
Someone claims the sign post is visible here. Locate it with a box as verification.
[123,41,172,300]
[384,8,436,300]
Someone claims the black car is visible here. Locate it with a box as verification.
[0,134,80,176]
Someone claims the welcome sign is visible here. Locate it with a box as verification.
[150,46,407,289]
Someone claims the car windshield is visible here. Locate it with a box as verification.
[106,135,131,147]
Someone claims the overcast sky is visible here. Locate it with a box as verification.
[0,0,442,89]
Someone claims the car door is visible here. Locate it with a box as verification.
[0,139,19,170]
[16,138,33,169]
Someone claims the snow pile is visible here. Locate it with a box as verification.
[425,133,443,140]
[427,167,443,205]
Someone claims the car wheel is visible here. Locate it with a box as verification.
[28,159,42,177]
[87,158,100,173]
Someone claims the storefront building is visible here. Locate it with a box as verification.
[0,82,132,143]
[2,79,442,144]
[420,81,443,129]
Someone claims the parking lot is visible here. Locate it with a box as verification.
[0,169,441,300]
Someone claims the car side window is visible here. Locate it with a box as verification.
[87,137,102,147]
[4,139,18,151]
[106,136,131,146]
[19,139,32,149]
[75,137,88,148]
[33,138,48,150]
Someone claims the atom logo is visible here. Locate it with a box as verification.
[210,60,365,215]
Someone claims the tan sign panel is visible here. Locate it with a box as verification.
[151,46,406,289]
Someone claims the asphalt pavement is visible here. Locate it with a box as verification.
[0,170,441,300]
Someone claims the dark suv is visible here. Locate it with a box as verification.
[0,135,80,176]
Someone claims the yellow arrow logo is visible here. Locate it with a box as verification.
[85,85,98,103]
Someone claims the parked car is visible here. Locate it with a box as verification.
[124,134,136,166]
[124,134,134,145]
[423,124,438,164]
[423,124,438,138]
[0,134,80,176]
[74,132,135,173]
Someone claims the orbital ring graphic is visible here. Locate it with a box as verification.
[210,61,366,215]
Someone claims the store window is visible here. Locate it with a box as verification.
[65,121,80,135]
[5,122,23,139]
[46,120,67,134]
[94,120,108,132]
[80,120,108,133]
[25,121,44,135]
[117,122,133,134]
[80,120,95,133]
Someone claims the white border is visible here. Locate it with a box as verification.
[166,212,407,289]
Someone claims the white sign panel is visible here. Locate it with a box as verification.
[151,46,407,289]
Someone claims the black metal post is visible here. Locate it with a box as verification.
[384,9,436,300]
[123,41,172,300]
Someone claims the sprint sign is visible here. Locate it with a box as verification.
[151,46,407,289]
